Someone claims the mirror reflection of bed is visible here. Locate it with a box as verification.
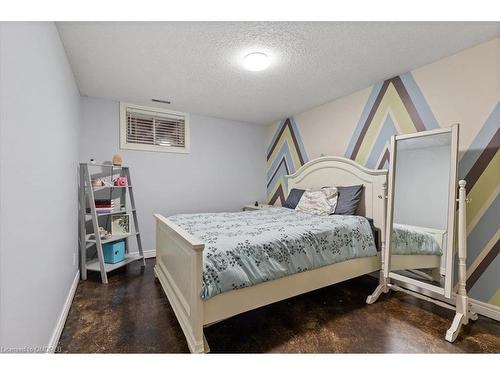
[389,131,452,289]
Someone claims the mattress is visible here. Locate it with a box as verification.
[391,223,443,256]
[168,207,377,300]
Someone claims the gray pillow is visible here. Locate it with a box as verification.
[334,185,364,215]
[283,188,305,209]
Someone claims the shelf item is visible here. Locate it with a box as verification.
[79,163,145,284]
[86,163,129,169]
[86,232,140,244]
[85,209,136,219]
[103,241,126,264]
[89,185,132,192]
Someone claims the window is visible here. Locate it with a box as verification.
[120,103,190,153]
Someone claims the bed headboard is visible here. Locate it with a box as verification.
[286,156,388,248]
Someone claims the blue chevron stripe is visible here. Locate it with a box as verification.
[267,140,297,182]
[399,73,439,130]
[466,194,500,266]
[288,117,309,163]
[344,82,384,159]
[469,254,500,303]
[266,119,287,156]
[266,159,289,196]
[379,155,389,170]
[458,103,500,179]
[365,114,398,169]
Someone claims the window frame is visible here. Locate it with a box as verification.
[119,102,190,154]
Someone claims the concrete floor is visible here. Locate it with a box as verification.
[58,258,500,353]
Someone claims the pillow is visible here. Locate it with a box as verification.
[283,188,305,209]
[321,186,339,211]
[296,187,338,216]
[334,185,364,215]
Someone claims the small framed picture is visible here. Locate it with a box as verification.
[111,214,130,235]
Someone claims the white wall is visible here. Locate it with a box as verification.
[79,96,267,251]
[0,23,80,350]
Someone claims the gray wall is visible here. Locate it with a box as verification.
[0,23,81,349]
[79,96,267,251]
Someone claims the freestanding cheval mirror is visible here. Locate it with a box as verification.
[367,124,477,342]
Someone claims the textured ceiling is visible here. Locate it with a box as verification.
[57,22,498,125]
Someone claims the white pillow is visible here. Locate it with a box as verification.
[295,187,338,216]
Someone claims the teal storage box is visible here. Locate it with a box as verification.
[103,241,126,264]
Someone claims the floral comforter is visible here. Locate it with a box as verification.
[168,207,377,300]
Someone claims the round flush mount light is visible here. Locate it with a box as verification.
[242,52,270,72]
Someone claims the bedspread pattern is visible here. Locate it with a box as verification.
[391,223,442,255]
[169,207,377,300]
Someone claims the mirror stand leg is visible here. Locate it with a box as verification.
[446,313,465,342]
[445,295,477,342]
[446,180,478,343]
[203,333,211,354]
[366,271,389,304]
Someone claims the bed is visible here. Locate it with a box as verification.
[168,207,378,301]
[154,156,388,353]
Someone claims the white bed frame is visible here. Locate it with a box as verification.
[154,156,390,353]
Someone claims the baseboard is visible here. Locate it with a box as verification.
[47,270,80,353]
[470,298,500,321]
[369,273,500,322]
[45,249,156,352]
[130,249,156,259]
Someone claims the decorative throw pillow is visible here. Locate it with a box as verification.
[334,185,364,215]
[321,186,339,211]
[295,187,338,216]
[283,188,305,209]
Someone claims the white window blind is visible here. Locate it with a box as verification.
[120,103,190,153]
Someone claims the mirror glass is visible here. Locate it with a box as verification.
[388,131,453,291]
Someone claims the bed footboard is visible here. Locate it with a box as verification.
[153,214,206,353]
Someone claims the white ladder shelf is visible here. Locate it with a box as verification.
[78,163,146,283]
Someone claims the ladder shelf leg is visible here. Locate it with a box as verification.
[79,164,88,281]
[84,164,108,284]
[123,167,146,267]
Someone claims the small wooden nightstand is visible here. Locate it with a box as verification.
[242,204,272,211]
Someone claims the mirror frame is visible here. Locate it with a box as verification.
[383,124,459,299]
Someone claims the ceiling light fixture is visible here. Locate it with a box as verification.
[243,52,270,72]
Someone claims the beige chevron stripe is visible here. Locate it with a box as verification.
[467,186,499,236]
[467,227,500,279]
[466,150,500,231]
[363,109,400,166]
[267,126,302,168]
[362,110,390,163]
[488,289,500,307]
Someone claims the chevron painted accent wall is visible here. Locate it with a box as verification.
[266,38,499,308]
[340,75,499,306]
[266,117,308,205]
[459,104,499,305]
[344,73,439,168]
